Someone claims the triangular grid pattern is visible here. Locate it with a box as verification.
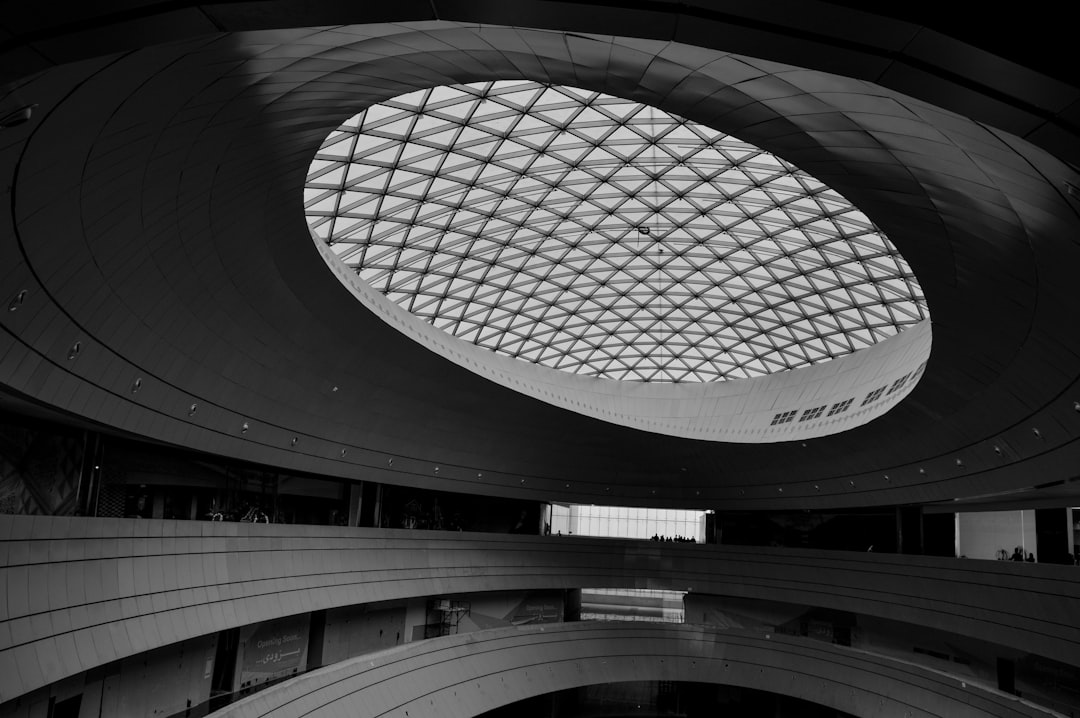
[305,81,927,382]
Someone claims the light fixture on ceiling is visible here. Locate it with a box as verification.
[0,105,35,130]
[7,290,27,311]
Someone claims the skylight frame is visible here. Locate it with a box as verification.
[305,80,927,383]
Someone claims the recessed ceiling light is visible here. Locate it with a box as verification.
[7,290,26,311]
[0,105,34,129]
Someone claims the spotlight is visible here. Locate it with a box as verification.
[0,105,34,129]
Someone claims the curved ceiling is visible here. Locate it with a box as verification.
[307,80,926,384]
[1,13,1079,510]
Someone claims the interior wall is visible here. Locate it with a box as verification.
[957,510,1038,560]
[450,591,565,632]
[96,634,216,718]
[0,417,84,516]
[405,598,429,642]
[321,602,407,666]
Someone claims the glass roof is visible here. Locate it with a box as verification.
[304,81,926,382]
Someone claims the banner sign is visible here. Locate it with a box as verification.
[238,614,310,688]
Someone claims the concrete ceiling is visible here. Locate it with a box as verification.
[2,6,1080,510]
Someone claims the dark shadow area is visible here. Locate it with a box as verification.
[478,680,856,717]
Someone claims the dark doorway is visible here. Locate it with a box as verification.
[1035,508,1069,564]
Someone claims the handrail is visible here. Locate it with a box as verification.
[209,622,1062,718]
[1,517,1077,704]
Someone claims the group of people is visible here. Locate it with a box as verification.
[1009,546,1036,562]
[651,534,696,543]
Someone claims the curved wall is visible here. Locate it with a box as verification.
[2,2,1075,166]
[212,622,1054,718]
[1,517,1077,703]
[323,236,932,444]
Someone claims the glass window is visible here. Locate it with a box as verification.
[306,80,926,384]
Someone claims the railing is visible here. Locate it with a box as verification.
[2,516,1078,704]
[206,623,1062,718]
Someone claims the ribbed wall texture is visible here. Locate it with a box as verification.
[211,622,1056,718]
[1,517,1077,703]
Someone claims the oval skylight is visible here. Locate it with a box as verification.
[304,81,926,383]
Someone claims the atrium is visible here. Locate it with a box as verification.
[1,3,1078,718]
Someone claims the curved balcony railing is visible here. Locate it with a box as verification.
[1,516,1077,703]
[209,622,1058,718]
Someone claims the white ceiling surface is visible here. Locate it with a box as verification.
[322,239,930,442]
[2,21,1080,506]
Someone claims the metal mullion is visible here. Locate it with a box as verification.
[360,126,417,242]
[543,302,589,343]
[882,299,924,323]
[479,267,541,331]
[590,341,639,379]
[490,312,546,355]
[850,303,895,328]
[305,158,350,185]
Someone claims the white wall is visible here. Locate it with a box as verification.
[956,510,1037,560]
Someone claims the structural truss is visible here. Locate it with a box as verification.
[305,81,926,382]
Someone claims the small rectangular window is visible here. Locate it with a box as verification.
[887,373,911,394]
[770,409,798,425]
[799,405,826,422]
[827,398,853,416]
[861,387,885,406]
